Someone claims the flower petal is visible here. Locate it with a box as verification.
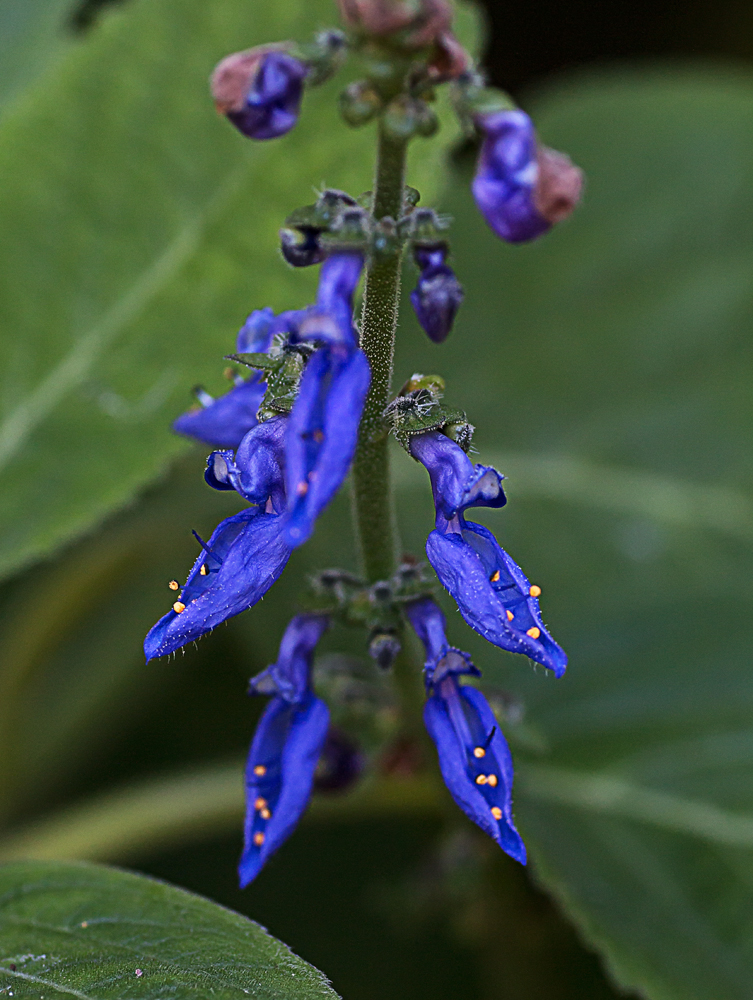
[249,613,329,704]
[239,693,330,886]
[173,377,266,450]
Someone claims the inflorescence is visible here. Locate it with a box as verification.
[146,0,583,886]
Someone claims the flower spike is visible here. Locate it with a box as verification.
[144,418,291,660]
[212,48,307,141]
[240,614,330,886]
[472,109,583,244]
[406,597,526,864]
[410,431,567,676]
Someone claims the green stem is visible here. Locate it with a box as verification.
[351,127,407,583]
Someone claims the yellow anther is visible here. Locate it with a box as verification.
[254,797,267,811]
[168,580,179,591]
[253,832,265,847]
[260,808,271,820]
[490,807,503,820]
[506,610,514,621]
[490,570,500,583]
[487,774,498,788]
[172,601,186,614]
[296,481,309,497]
[526,626,541,639]
[529,585,541,597]
[200,564,208,576]
[313,429,324,444]
[475,774,488,785]
[253,765,267,777]
[473,747,486,759]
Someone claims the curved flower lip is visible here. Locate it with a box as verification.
[284,347,371,548]
[143,508,291,660]
[289,254,364,352]
[424,679,526,864]
[239,693,330,887]
[236,307,276,354]
[173,378,266,450]
[426,523,567,676]
[409,431,506,523]
[404,596,478,685]
[248,614,329,704]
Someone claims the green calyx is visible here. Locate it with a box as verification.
[385,374,474,451]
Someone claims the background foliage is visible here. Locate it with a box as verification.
[0,0,752,999]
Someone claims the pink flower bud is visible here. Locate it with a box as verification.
[533,147,584,224]
[337,0,453,48]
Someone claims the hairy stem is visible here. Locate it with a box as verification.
[351,127,407,583]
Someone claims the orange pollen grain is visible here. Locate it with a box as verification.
[260,808,271,820]
[253,765,267,777]
[487,774,498,787]
[475,774,488,785]
[254,798,267,811]
[200,564,208,576]
[490,570,500,582]
[491,807,503,820]
[296,481,308,497]
[313,429,324,444]
[506,610,514,621]
[529,585,542,597]
[473,747,485,759]
[168,580,179,591]
[172,601,186,614]
[526,627,541,639]
[253,832,265,846]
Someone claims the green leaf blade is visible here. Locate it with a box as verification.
[0,861,342,999]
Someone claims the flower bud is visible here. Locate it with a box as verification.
[410,245,464,343]
[383,96,438,141]
[369,631,401,670]
[211,47,307,141]
[280,228,325,267]
[471,109,583,243]
[338,0,452,48]
[339,80,382,127]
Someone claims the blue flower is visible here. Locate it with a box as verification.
[174,308,275,449]
[284,254,370,547]
[405,597,526,864]
[410,431,567,676]
[472,110,583,244]
[240,614,330,886]
[144,417,291,660]
[410,245,464,343]
[212,49,307,141]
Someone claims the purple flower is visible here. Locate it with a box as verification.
[284,254,370,547]
[174,308,275,449]
[472,109,583,244]
[410,245,464,343]
[406,597,526,863]
[211,49,307,141]
[240,614,330,886]
[144,417,291,660]
[410,431,567,676]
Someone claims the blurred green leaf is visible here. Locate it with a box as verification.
[0,860,342,999]
[0,0,467,582]
[392,66,753,1000]
[0,0,73,113]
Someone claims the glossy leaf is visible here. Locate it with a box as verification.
[392,65,753,1000]
[0,860,341,998]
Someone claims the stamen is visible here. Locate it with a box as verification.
[192,530,223,565]
[473,747,486,759]
[254,798,267,811]
[490,570,500,582]
[526,627,541,639]
[487,774,498,787]
[482,727,497,751]
[506,610,514,621]
[172,601,186,614]
[253,765,267,777]
[168,580,179,591]
[490,807,503,820]
[475,774,488,785]
[529,585,542,597]
[253,832,265,846]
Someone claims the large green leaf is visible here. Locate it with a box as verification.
[0,0,468,581]
[0,0,73,113]
[0,860,341,998]
[392,66,753,1000]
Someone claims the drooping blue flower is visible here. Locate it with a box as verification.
[472,109,583,244]
[173,308,275,449]
[284,254,370,547]
[410,431,566,676]
[240,614,330,886]
[410,245,464,343]
[144,417,291,660]
[212,49,308,141]
[405,596,526,864]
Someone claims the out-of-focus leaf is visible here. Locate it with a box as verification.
[0,860,342,999]
[392,66,753,1000]
[0,0,73,113]
[0,0,470,583]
